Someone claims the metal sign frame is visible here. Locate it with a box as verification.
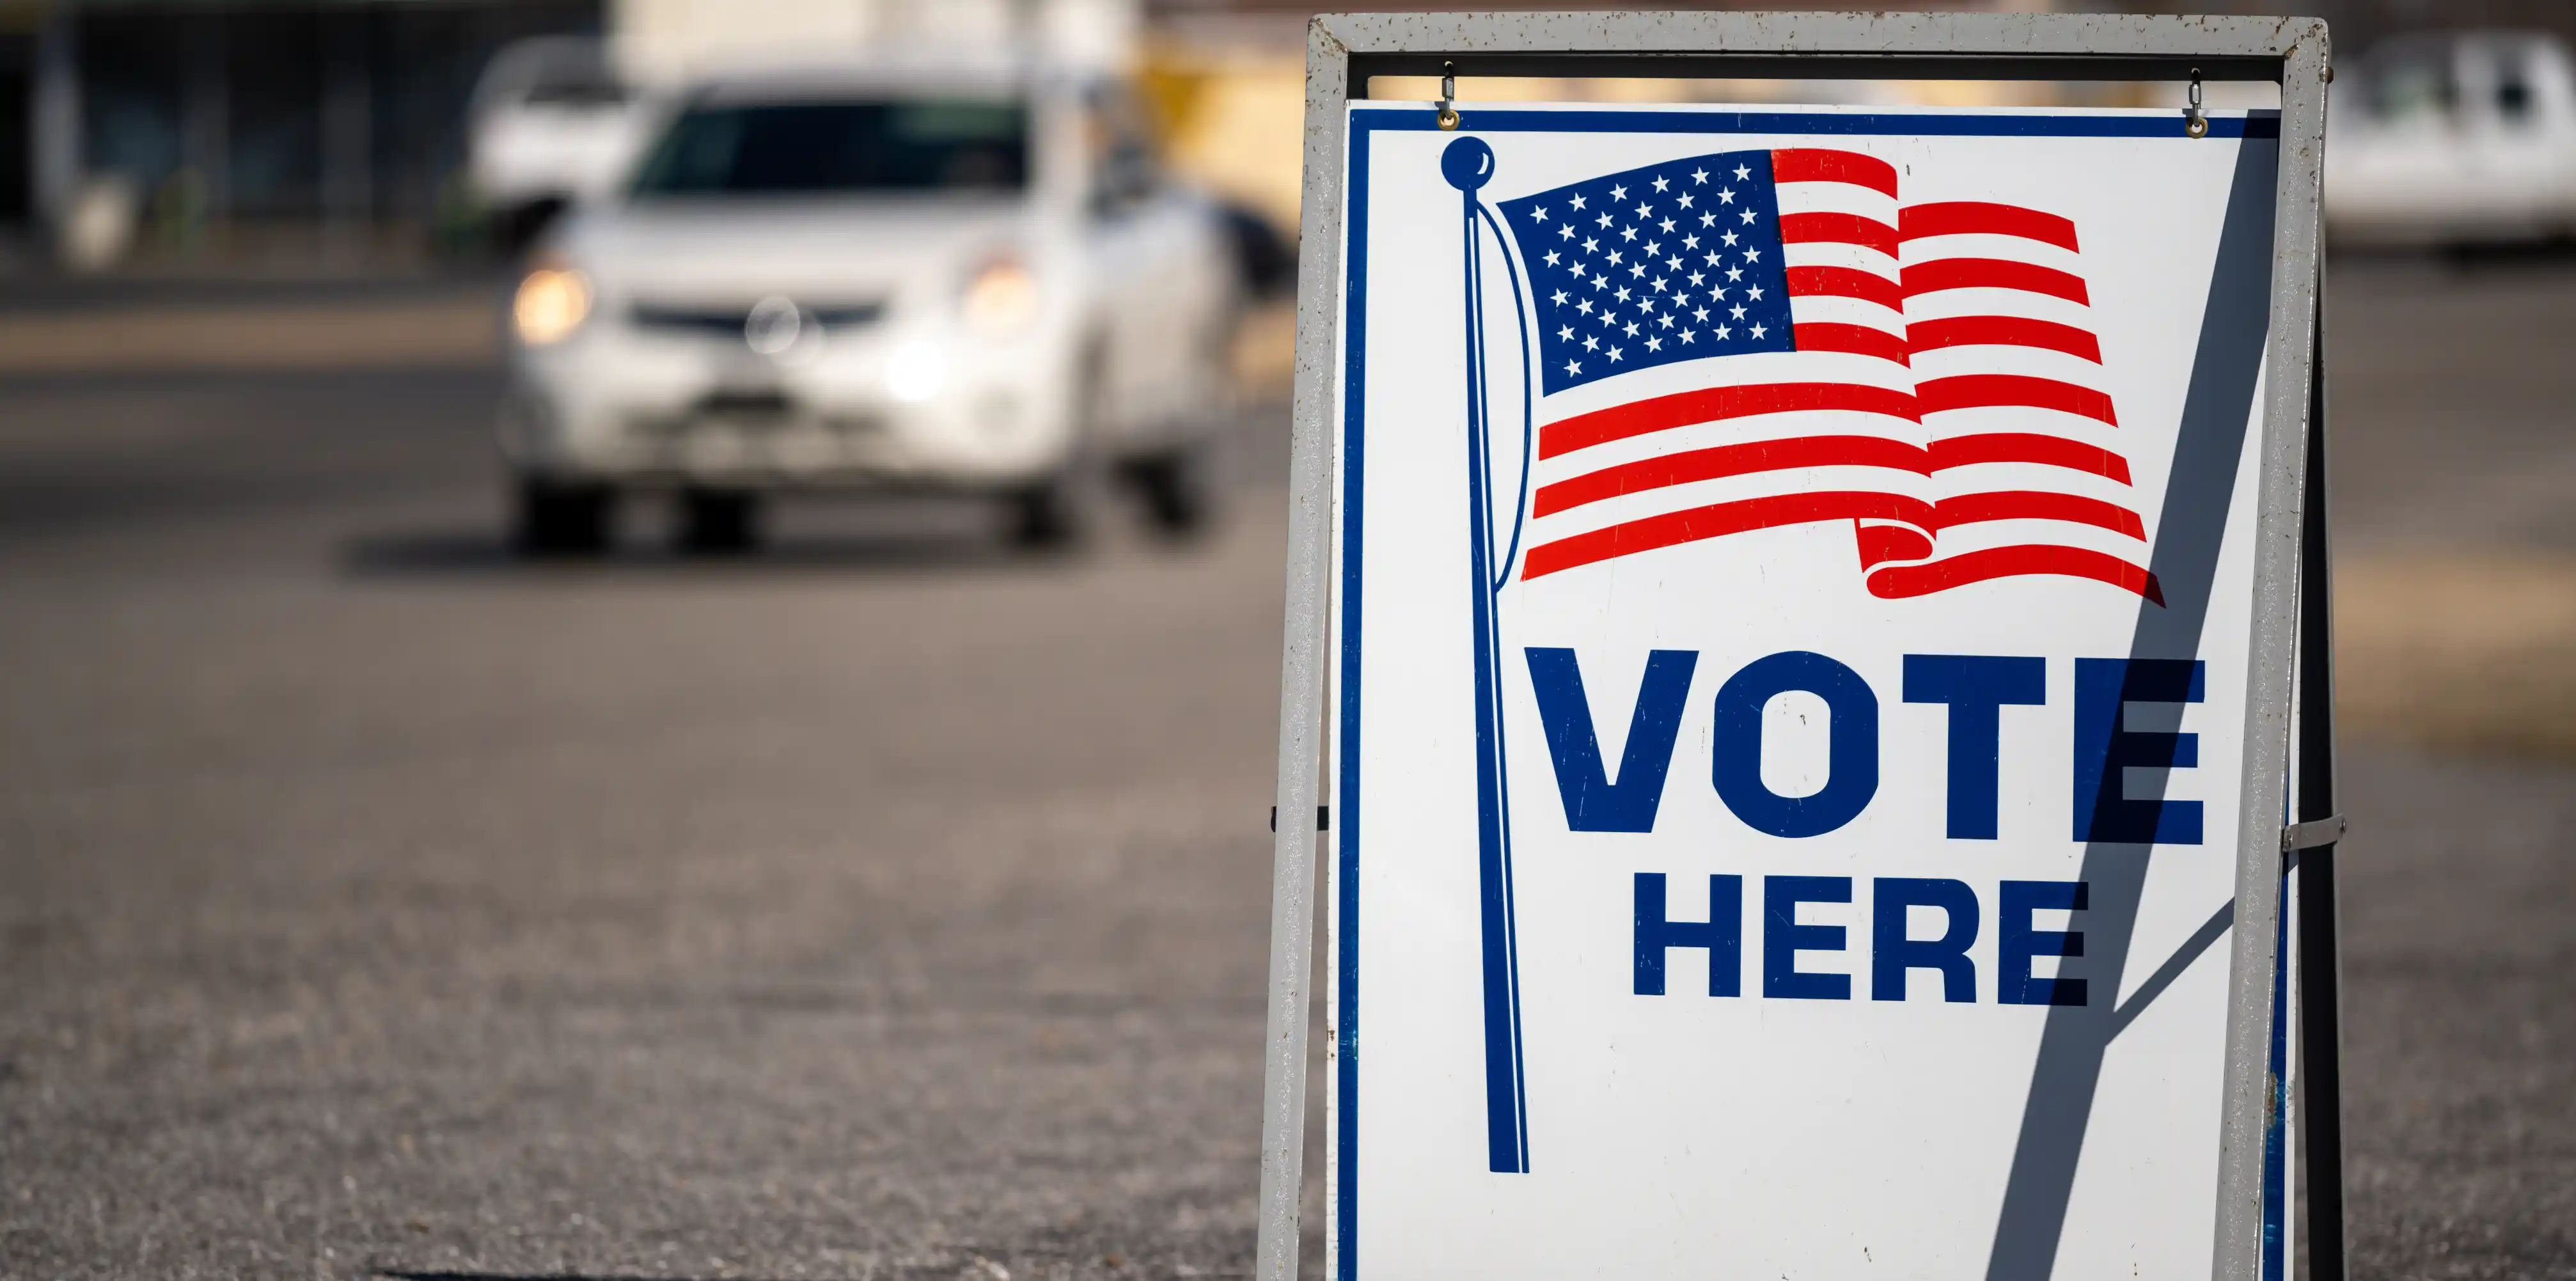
[1257,13,2337,1281]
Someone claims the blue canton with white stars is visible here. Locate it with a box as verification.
[1500,149,1795,397]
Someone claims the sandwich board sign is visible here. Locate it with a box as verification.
[1255,14,2344,1281]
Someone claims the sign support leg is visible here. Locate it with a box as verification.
[2295,291,2347,1281]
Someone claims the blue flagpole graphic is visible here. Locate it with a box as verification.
[1443,134,1535,1174]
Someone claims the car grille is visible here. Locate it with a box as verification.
[628,300,886,338]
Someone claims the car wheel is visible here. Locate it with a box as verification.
[514,478,613,556]
[1006,462,1102,549]
[1128,440,1226,539]
[679,488,762,555]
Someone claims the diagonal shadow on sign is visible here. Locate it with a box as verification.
[1982,134,2281,1281]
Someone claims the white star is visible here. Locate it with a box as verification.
[1637,203,1654,220]
[1715,324,1731,340]
[1751,323,1768,339]
[1577,299,1594,315]
[1651,276,1669,292]
[1638,296,1656,312]
[1731,304,1748,320]
[1544,252,1562,268]
[1692,168,1709,184]
[1569,194,1587,211]
[1598,310,1615,325]
[1615,286,1632,303]
[1558,325,1575,341]
[1566,359,1582,376]
[1592,272,1610,289]
[1651,176,1669,193]
[1679,329,1696,343]
[1597,212,1614,230]
[1606,249,1624,266]
[1559,224,1575,240]
[1530,205,1548,222]
[1733,164,1751,180]
[1657,313,1675,330]
[1744,248,1762,262]
[1667,257,1683,272]
[1741,209,1757,224]
[1610,184,1628,201]
[1688,271,1706,287]
[1660,218,1677,233]
[1645,335,1663,352]
[1583,334,1599,352]
[1721,231,1739,247]
[1704,252,1722,267]
[1727,267,1743,282]
[1699,211,1717,228]
[1669,292,1689,308]
[1644,242,1661,258]
[1709,286,1726,301]
[1678,194,1695,209]
[1747,285,1764,301]
[1693,307,1710,322]
[1623,322,1640,338]
[1683,234,1699,249]
[1629,263,1645,279]
[1583,237,1599,254]
[1550,289,1567,304]
[1718,189,1736,205]
[1620,225,1637,242]
[1608,346,1624,362]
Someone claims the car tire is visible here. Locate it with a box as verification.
[1006,464,1100,550]
[679,488,761,555]
[514,478,613,556]
[1128,440,1225,539]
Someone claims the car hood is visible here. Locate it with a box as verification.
[564,198,1036,305]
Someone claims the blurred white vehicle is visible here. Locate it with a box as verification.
[497,60,1241,552]
[2327,31,2576,247]
[467,39,657,250]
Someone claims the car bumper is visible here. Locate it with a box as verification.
[501,321,1076,490]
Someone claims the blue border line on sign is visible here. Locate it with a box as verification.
[1330,104,2282,1280]
[1334,114,1370,1281]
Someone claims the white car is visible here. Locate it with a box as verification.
[2326,31,2576,248]
[497,60,1241,552]
[467,38,657,251]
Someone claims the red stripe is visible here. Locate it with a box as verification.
[1908,315,2101,363]
[1898,201,2081,251]
[1770,148,1899,198]
[1918,374,2119,427]
[1855,521,1935,567]
[1931,491,2146,538]
[1522,491,1933,580]
[1784,265,1902,311]
[1532,434,1930,517]
[1540,382,1920,460]
[1902,258,2090,305]
[1865,545,2164,604]
[1928,433,2134,484]
[1780,212,1899,257]
[1793,322,1910,366]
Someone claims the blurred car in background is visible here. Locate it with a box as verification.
[497,58,1242,553]
[2327,31,2576,248]
[468,38,659,253]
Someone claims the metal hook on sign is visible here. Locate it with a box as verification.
[2185,67,2208,139]
[1438,61,1459,131]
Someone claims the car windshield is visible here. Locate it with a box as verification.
[629,98,1028,196]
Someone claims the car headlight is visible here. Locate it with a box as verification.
[885,340,949,404]
[960,256,1040,338]
[513,266,593,346]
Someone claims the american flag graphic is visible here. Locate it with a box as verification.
[1496,146,2161,601]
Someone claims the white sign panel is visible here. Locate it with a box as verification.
[1326,103,2291,1278]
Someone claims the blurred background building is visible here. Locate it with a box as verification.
[6,0,2576,274]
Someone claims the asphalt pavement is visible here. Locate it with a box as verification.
[1,259,2572,1280]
